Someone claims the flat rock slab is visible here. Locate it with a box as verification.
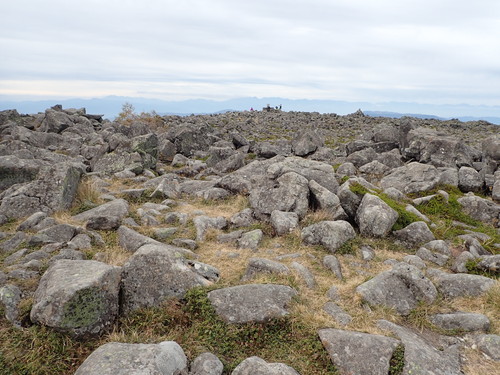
[430,312,490,332]
[74,341,188,375]
[207,284,297,324]
[318,328,400,375]
[431,271,496,298]
[356,263,437,315]
[378,320,463,375]
[73,198,129,222]
[231,356,299,375]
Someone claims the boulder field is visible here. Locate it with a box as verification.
[0,106,499,374]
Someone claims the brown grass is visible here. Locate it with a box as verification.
[462,347,500,375]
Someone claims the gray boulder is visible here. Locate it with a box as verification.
[30,260,121,337]
[356,263,437,315]
[323,302,352,326]
[75,341,188,375]
[378,319,463,375]
[92,150,144,175]
[380,162,440,194]
[337,177,378,219]
[457,193,500,223]
[291,129,323,156]
[270,210,299,235]
[0,284,22,325]
[237,229,263,250]
[120,244,212,314]
[318,328,400,375]
[0,162,84,219]
[0,155,41,191]
[73,198,129,223]
[478,255,500,274]
[308,180,347,220]
[291,261,317,289]
[189,352,223,375]
[476,334,500,361]
[458,166,483,192]
[207,284,297,324]
[193,216,227,241]
[355,193,398,237]
[249,171,309,219]
[430,312,490,332]
[229,208,255,228]
[430,271,496,298]
[393,221,435,248]
[415,247,449,266]
[231,356,299,375]
[241,258,290,281]
[323,255,343,280]
[301,220,356,253]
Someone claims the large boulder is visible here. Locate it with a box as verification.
[249,171,309,219]
[318,328,400,375]
[458,166,483,192]
[30,260,121,337]
[270,210,299,235]
[378,320,463,375]
[356,263,437,315]
[207,284,297,324]
[355,193,398,237]
[430,270,496,298]
[301,220,356,253]
[457,194,500,223]
[231,356,299,375]
[291,129,323,156]
[0,162,84,219]
[73,198,129,223]
[402,127,477,167]
[380,162,440,194]
[308,180,347,220]
[74,341,188,375]
[392,221,435,248]
[0,155,42,191]
[120,244,214,314]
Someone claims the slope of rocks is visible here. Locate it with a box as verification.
[0,105,499,374]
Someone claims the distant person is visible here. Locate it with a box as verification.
[250,107,254,111]
[279,104,282,110]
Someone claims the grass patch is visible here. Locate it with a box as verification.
[465,258,498,279]
[70,178,103,215]
[388,344,405,375]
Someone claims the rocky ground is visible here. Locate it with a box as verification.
[0,105,499,375]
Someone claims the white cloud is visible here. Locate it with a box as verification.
[1,0,500,107]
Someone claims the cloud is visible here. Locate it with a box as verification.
[1,0,500,106]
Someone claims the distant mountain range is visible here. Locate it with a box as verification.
[1,96,499,125]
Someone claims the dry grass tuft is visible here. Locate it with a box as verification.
[462,347,500,375]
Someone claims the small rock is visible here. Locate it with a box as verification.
[323,255,343,280]
[323,302,352,326]
[291,261,317,289]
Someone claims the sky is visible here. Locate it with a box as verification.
[1,0,500,110]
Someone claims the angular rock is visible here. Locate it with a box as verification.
[249,172,309,219]
[291,261,317,289]
[323,302,352,326]
[120,244,212,314]
[30,260,121,337]
[309,180,347,220]
[207,284,297,324]
[356,263,437,315]
[451,251,475,273]
[458,166,483,192]
[457,194,500,223]
[378,320,463,375]
[323,255,343,280]
[301,220,356,253]
[415,247,449,266]
[380,162,440,194]
[237,229,263,250]
[74,341,188,375]
[193,215,227,241]
[393,221,435,248]
[403,255,427,269]
[430,312,490,332]
[231,356,299,375]
[229,208,255,228]
[270,210,299,236]
[476,334,500,361]
[318,328,400,375]
[356,193,398,237]
[0,284,22,325]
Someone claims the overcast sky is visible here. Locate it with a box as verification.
[1,0,500,107]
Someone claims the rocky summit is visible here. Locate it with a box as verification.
[0,105,499,375]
